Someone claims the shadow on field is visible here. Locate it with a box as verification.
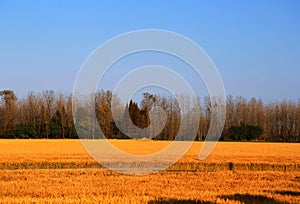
[148,198,213,204]
[273,190,300,197]
[220,193,286,204]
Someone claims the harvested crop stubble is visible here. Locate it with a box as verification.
[0,170,300,203]
[0,140,299,171]
[0,140,300,203]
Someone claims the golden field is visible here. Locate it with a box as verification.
[0,140,300,203]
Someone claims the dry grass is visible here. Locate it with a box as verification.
[0,140,300,203]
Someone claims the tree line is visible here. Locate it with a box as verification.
[0,90,299,142]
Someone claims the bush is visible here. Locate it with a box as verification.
[13,124,37,138]
[229,123,263,141]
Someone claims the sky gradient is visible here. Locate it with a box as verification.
[1,0,300,102]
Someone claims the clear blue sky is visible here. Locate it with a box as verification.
[1,0,299,102]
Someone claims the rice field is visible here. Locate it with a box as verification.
[0,140,300,203]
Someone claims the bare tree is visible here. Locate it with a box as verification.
[42,90,55,139]
[0,90,18,137]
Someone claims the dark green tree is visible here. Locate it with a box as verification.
[229,123,263,141]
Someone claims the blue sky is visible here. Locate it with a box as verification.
[0,0,299,102]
